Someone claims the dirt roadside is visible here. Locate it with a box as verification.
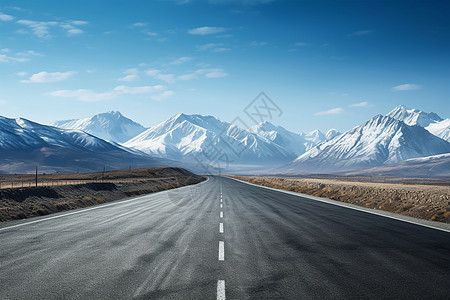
[0,167,205,223]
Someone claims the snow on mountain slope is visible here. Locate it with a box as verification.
[124,113,296,168]
[281,115,450,174]
[51,111,146,143]
[386,105,450,142]
[426,119,450,142]
[249,121,342,156]
[325,128,340,140]
[387,105,443,127]
[249,121,307,155]
[0,116,169,173]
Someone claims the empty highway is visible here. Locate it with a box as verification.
[1,176,450,299]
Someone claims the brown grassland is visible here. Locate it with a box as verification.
[0,167,205,223]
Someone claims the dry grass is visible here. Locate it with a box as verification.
[0,167,205,223]
[229,176,450,223]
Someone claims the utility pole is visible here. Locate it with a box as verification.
[35,166,38,187]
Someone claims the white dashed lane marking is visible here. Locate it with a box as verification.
[217,280,225,300]
[220,211,223,218]
[219,241,225,261]
[219,222,224,233]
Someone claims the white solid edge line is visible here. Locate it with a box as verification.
[217,280,225,300]
[220,211,223,218]
[219,241,225,260]
[0,177,211,232]
[220,222,224,233]
[228,177,450,234]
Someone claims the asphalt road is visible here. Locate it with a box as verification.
[1,176,450,299]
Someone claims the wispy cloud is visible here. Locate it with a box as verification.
[197,43,230,52]
[188,26,226,35]
[391,83,421,91]
[250,41,268,46]
[349,30,373,36]
[49,89,115,102]
[178,68,228,80]
[349,101,370,107]
[16,19,88,38]
[315,107,343,116]
[151,90,175,101]
[170,56,193,65]
[21,71,76,83]
[0,12,14,21]
[118,74,139,82]
[0,54,29,63]
[131,22,148,28]
[114,85,166,94]
[124,68,139,75]
[50,84,167,101]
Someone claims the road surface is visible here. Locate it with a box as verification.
[1,176,450,299]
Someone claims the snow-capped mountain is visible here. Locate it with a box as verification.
[124,113,296,170]
[281,115,450,174]
[387,105,443,127]
[426,119,450,142]
[51,111,146,143]
[0,116,168,173]
[250,122,340,155]
[387,105,450,142]
[249,121,307,155]
[325,128,340,140]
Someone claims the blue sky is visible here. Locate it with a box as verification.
[0,0,449,133]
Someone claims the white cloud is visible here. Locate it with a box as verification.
[205,69,228,78]
[155,73,176,83]
[16,71,28,76]
[145,69,161,76]
[1,48,10,52]
[124,68,139,75]
[50,84,167,101]
[250,41,268,46]
[0,54,29,63]
[72,21,88,26]
[349,101,369,107]
[197,43,230,52]
[170,56,193,65]
[315,107,343,116]
[113,85,166,94]
[188,26,226,35]
[178,68,228,80]
[67,28,84,35]
[49,89,115,102]
[17,19,87,38]
[118,74,139,82]
[0,12,14,21]
[21,71,76,83]
[0,99,7,105]
[131,22,148,27]
[151,90,175,101]
[349,30,373,36]
[391,84,421,91]
[17,20,57,38]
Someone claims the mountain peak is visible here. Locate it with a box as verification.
[387,105,442,127]
[51,111,146,143]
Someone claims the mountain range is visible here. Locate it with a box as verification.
[1,105,449,177]
[0,116,171,173]
[51,111,147,143]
